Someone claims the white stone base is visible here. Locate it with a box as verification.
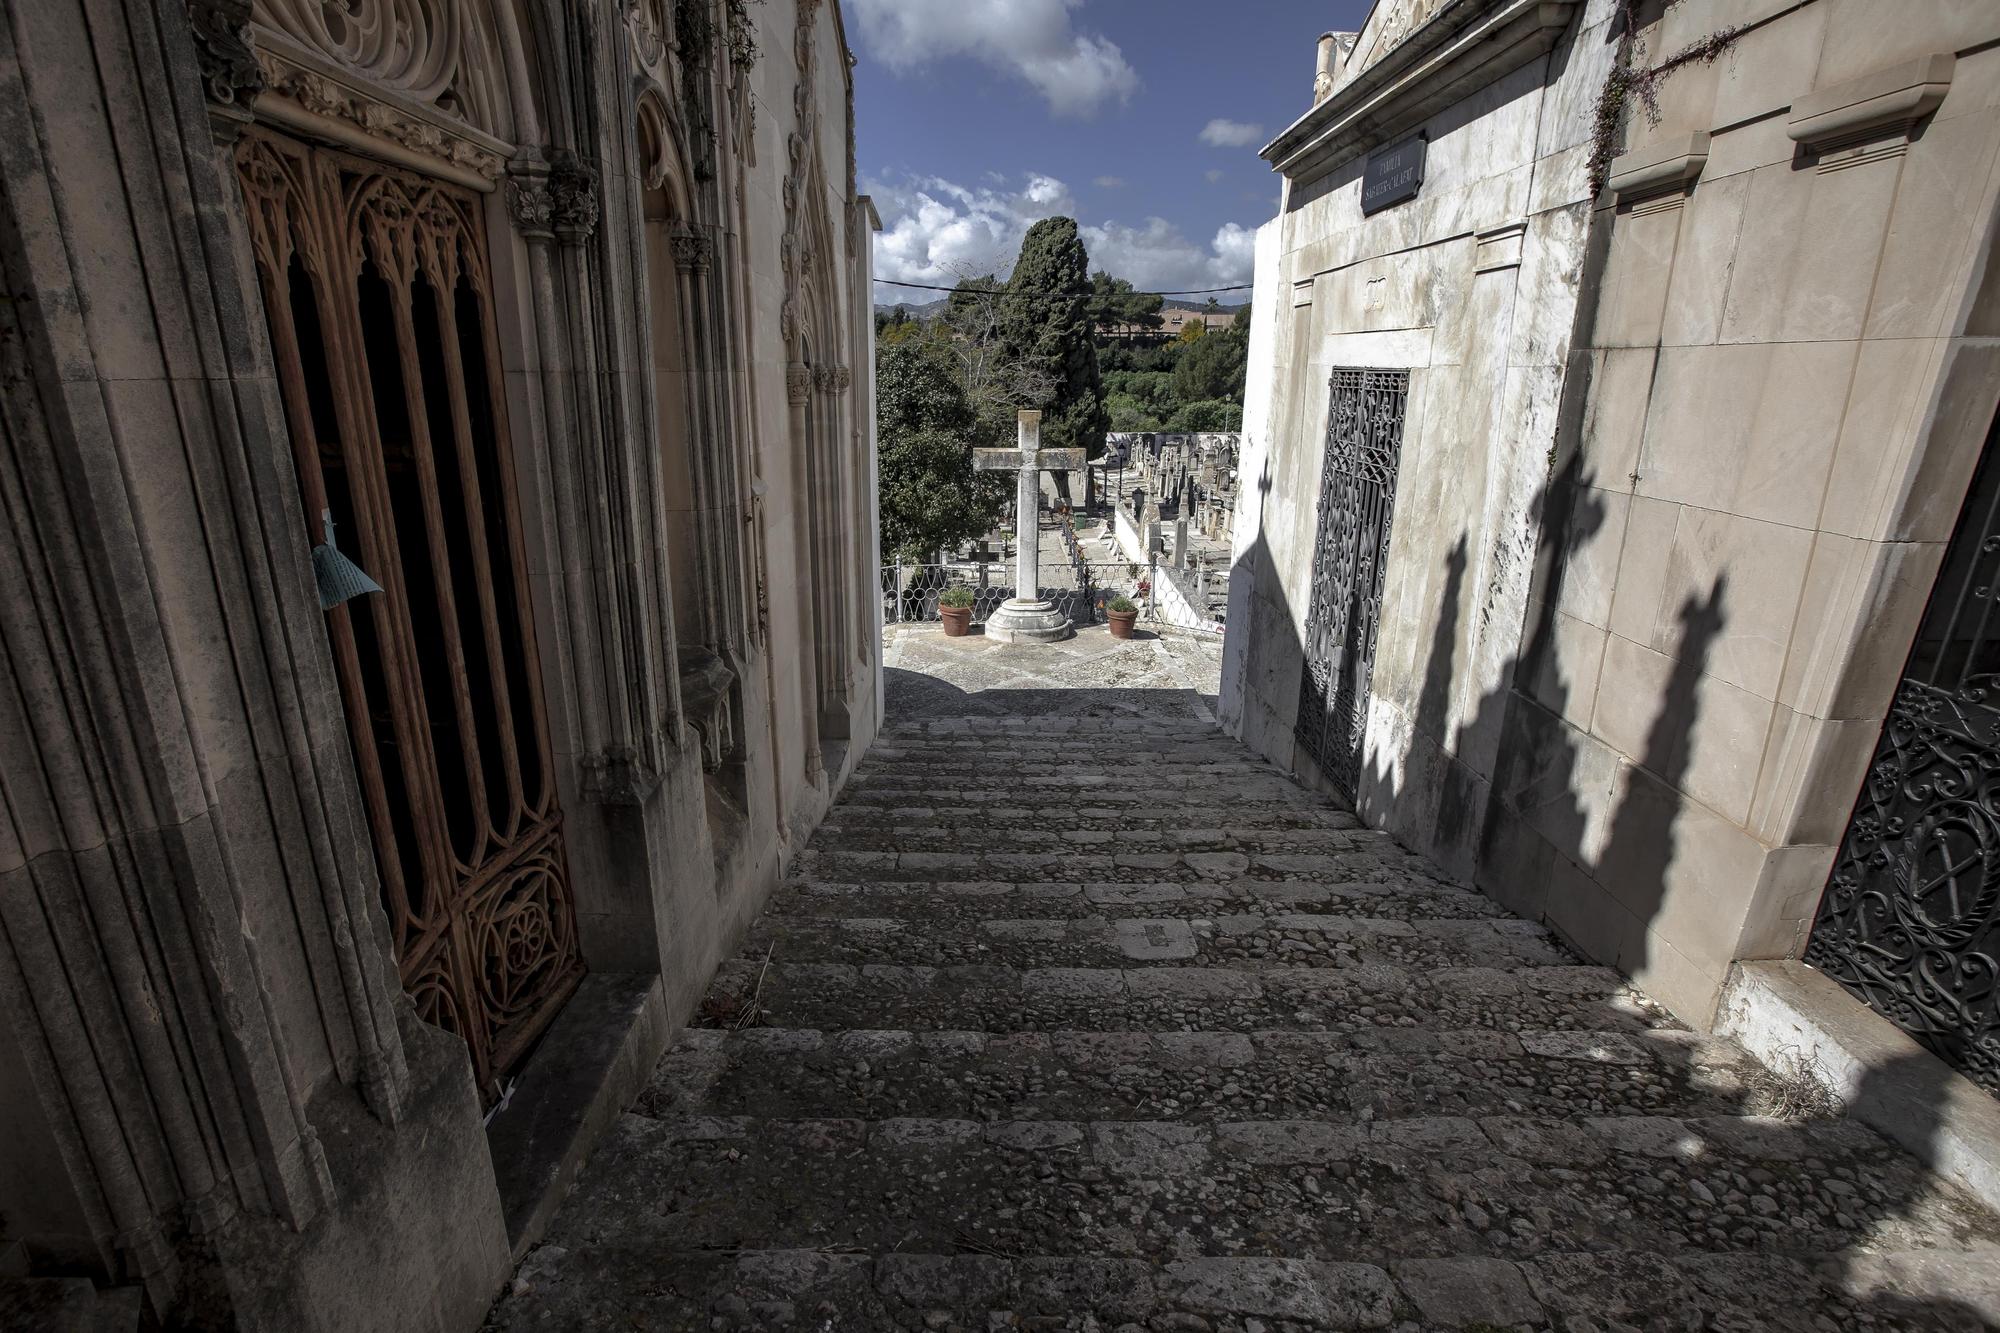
[1717,960,2000,1215]
[982,598,1073,644]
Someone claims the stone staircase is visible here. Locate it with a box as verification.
[0,1242,142,1333]
[487,717,2000,1331]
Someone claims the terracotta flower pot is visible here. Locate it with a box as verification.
[1107,608,1138,640]
[940,605,973,637]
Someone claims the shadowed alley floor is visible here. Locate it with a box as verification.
[485,672,2000,1331]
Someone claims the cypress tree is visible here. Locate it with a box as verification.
[999,217,1108,507]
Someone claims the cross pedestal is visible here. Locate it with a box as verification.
[974,410,1083,644]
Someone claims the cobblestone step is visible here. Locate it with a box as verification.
[700,958,1674,1035]
[835,791,1337,817]
[738,913,1573,971]
[845,773,1313,799]
[637,1024,1766,1125]
[490,704,2000,1332]
[821,805,1362,830]
[788,847,1437,884]
[502,1240,2000,1332]
[770,878,1510,923]
[535,1108,1989,1272]
[813,823,1371,853]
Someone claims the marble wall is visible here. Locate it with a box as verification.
[1226,0,2000,1027]
[1488,0,2000,1024]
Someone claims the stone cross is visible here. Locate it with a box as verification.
[974,410,1084,611]
[972,410,1083,642]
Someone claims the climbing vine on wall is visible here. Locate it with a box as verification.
[1587,0,1746,195]
[725,0,760,74]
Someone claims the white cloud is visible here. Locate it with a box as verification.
[1205,169,1225,184]
[1198,118,1266,148]
[852,0,1138,118]
[1094,175,1127,189]
[867,171,1257,299]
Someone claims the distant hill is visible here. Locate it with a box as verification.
[1162,298,1247,315]
[873,296,947,319]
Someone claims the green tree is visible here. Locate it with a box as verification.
[1088,270,1163,337]
[998,217,1108,506]
[1165,398,1243,432]
[939,273,1052,450]
[876,338,1005,560]
[1177,318,1206,345]
[1103,370,1176,420]
[1105,393,1163,432]
[1173,327,1247,404]
[947,273,1004,323]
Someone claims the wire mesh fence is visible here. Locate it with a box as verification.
[1148,561,1228,634]
[881,555,1224,635]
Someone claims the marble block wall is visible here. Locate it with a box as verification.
[1482,0,2000,1024]
[1227,0,2000,1030]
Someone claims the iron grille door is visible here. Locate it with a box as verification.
[236,130,583,1100]
[1806,408,2000,1096]
[1295,368,1407,799]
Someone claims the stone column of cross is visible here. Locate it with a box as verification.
[972,410,1084,643]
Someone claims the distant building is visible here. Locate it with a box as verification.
[1103,305,1238,343]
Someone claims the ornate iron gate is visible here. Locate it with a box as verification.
[1806,409,2000,1096]
[236,130,583,1099]
[1295,368,1408,799]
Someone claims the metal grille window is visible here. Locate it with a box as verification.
[1295,368,1408,800]
[1807,409,2000,1096]
[236,130,583,1099]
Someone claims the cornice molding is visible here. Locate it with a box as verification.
[1261,0,1578,186]
[1788,52,1954,153]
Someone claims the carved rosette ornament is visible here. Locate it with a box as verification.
[786,362,812,407]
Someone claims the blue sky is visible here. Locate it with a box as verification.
[852,0,1374,302]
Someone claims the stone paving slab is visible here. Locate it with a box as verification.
[488,709,2000,1333]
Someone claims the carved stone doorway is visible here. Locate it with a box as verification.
[235,128,583,1099]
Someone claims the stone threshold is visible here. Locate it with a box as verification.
[1717,960,2000,1214]
[486,972,670,1260]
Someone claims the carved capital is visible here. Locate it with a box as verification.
[187,0,265,118]
[786,361,812,407]
[669,224,713,273]
[812,363,848,395]
[548,150,601,242]
[505,172,555,241]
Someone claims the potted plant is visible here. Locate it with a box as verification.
[1105,593,1139,640]
[938,584,975,637]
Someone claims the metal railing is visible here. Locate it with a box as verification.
[883,558,1154,629]
[884,514,1224,637]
